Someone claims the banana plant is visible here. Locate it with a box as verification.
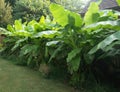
[49,2,120,85]
[2,15,61,67]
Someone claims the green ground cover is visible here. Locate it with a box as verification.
[0,58,119,92]
[0,58,75,92]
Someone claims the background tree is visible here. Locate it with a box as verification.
[0,0,12,27]
[13,0,51,22]
[5,0,16,6]
[53,0,90,13]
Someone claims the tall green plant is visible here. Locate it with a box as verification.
[2,16,61,67]
[49,3,120,85]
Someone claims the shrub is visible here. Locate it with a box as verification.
[5,0,16,6]
[13,0,51,22]
[0,0,12,27]
[1,16,60,67]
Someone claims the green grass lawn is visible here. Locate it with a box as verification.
[0,58,75,92]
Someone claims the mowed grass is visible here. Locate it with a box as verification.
[0,58,74,92]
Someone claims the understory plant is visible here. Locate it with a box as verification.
[1,16,61,67]
[1,1,120,87]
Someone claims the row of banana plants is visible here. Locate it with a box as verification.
[1,2,120,86]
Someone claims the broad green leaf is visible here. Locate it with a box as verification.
[34,23,43,32]
[48,45,63,63]
[33,30,61,38]
[116,0,120,6]
[39,16,45,24]
[68,55,81,73]
[69,12,83,27]
[50,3,69,26]
[11,38,28,51]
[46,41,60,46]
[98,10,120,21]
[14,30,31,37]
[14,20,23,31]
[66,48,81,72]
[0,27,7,32]
[84,20,120,32]
[45,16,51,23]
[27,56,33,65]
[67,48,81,63]
[104,40,120,52]
[20,44,39,56]
[25,25,34,32]
[88,31,120,55]
[28,20,45,32]
[7,25,14,32]
[28,20,38,26]
[96,40,120,60]
[84,2,100,25]
[50,3,82,27]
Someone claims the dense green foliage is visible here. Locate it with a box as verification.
[5,0,16,6]
[116,0,120,6]
[1,16,60,67]
[13,0,51,22]
[1,1,120,87]
[49,3,120,85]
[0,0,12,27]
